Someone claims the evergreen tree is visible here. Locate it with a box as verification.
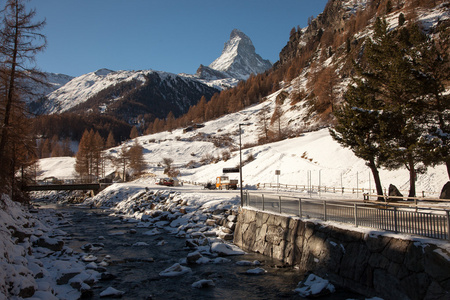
[130,126,139,139]
[330,78,388,199]
[333,18,448,198]
[105,131,116,148]
[128,140,146,176]
[93,131,104,177]
[75,130,92,180]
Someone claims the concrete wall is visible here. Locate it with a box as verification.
[234,208,450,300]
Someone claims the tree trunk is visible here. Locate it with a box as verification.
[0,2,19,169]
[408,154,416,198]
[368,159,384,201]
[446,160,450,180]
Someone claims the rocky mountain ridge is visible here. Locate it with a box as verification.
[30,29,272,119]
[199,29,272,81]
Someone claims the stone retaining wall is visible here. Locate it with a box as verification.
[233,208,450,300]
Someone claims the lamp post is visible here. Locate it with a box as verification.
[239,123,250,206]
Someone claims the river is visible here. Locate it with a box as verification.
[38,201,365,300]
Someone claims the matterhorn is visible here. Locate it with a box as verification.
[197,29,272,81]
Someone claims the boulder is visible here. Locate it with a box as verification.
[35,237,64,251]
[388,184,403,198]
[439,181,450,199]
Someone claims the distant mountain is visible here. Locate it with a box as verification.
[33,69,219,122]
[196,29,273,81]
[24,72,74,107]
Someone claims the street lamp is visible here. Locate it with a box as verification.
[239,123,251,206]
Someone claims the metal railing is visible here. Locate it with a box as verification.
[243,192,450,241]
[258,182,440,198]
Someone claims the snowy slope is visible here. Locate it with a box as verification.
[23,72,74,106]
[41,69,148,114]
[38,93,448,197]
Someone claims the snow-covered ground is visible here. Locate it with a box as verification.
[38,106,449,198]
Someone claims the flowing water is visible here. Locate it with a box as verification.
[42,203,365,300]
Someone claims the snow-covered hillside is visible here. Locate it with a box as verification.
[41,69,148,114]
[38,91,449,197]
[23,72,74,105]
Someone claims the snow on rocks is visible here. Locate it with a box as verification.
[99,286,125,297]
[192,279,215,289]
[245,267,267,275]
[0,195,101,299]
[159,263,192,277]
[211,242,245,256]
[236,260,261,266]
[295,273,336,298]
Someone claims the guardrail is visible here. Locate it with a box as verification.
[258,183,440,198]
[243,192,450,241]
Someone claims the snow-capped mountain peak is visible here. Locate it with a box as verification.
[207,29,272,81]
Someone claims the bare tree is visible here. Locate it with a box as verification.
[0,0,46,192]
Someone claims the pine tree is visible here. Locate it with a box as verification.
[105,131,116,148]
[93,131,104,178]
[75,130,92,180]
[40,139,50,158]
[330,78,388,199]
[128,140,146,176]
[130,126,139,139]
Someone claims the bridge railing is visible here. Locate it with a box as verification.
[243,192,450,241]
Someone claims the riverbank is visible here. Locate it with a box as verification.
[235,207,450,300]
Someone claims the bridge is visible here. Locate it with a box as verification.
[22,181,112,194]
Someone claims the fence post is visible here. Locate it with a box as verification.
[447,211,450,241]
[262,194,265,211]
[279,196,282,214]
[394,207,398,233]
[354,203,358,227]
[323,200,327,221]
[299,198,302,217]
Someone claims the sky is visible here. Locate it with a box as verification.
[29,0,329,77]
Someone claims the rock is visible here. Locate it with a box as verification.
[187,251,203,264]
[388,184,403,198]
[129,229,137,234]
[57,272,80,285]
[211,242,244,256]
[295,274,335,298]
[192,279,215,289]
[439,181,450,199]
[82,254,98,262]
[227,215,237,222]
[100,272,117,281]
[159,263,192,277]
[226,221,236,230]
[218,232,233,240]
[246,267,266,275]
[35,237,64,251]
[18,285,35,298]
[205,219,216,226]
[100,287,125,298]
[236,260,260,266]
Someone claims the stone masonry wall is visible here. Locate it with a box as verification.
[233,208,450,300]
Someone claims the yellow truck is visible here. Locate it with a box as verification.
[215,176,238,190]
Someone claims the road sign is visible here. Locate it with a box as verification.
[275,170,280,175]
[223,167,240,173]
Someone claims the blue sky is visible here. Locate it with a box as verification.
[30,0,328,77]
